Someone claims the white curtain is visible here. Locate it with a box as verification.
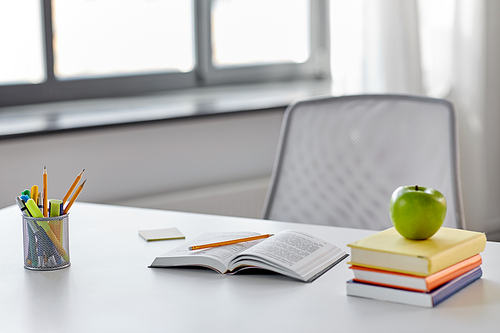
[330,0,500,237]
[362,0,423,94]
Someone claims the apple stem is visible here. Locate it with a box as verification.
[415,185,419,191]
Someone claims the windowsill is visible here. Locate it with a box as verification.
[0,79,333,139]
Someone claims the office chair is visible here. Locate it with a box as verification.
[262,94,465,230]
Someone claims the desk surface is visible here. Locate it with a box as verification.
[1,203,499,333]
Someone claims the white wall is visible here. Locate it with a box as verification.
[0,109,284,218]
[478,1,500,239]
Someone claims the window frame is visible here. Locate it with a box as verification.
[0,0,330,108]
[196,0,330,85]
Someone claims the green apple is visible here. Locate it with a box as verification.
[389,185,447,240]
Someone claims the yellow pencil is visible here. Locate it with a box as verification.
[43,166,48,217]
[188,234,274,251]
[62,169,85,204]
[63,179,86,214]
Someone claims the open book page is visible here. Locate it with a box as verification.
[229,230,348,282]
[150,232,262,273]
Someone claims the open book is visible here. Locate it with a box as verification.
[150,230,348,282]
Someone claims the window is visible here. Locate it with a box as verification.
[211,0,309,67]
[52,0,194,78]
[0,1,45,85]
[0,0,329,108]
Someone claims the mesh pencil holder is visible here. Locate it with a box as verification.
[22,214,70,270]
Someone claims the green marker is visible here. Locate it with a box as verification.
[49,199,64,242]
[22,189,30,197]
[25,199,43,218]
[49,199,63,217]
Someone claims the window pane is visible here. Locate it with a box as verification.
[0,1,45,85]
[52,0,194,79]
[211,0,310,67]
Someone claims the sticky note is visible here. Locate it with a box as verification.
[138,227,185,242]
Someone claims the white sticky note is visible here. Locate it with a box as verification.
[138,227,185,242]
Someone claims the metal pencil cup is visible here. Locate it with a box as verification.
[22,214,70,270]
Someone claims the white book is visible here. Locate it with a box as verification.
[150,230,348,282]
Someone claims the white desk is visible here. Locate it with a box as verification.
[1,203,499,333]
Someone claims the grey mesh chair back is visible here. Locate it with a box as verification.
[262,94,465,230]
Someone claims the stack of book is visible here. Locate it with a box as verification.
[346,227,487,308]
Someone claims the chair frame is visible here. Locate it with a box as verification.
[262,94,466,230]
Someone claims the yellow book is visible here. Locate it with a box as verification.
[347,227,486,276]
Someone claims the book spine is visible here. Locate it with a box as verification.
[432,267,482,306]
[428,234,486,274]
[426,254,482,291]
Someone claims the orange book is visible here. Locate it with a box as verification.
[350,254,482,292]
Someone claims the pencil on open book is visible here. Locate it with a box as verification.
[188,233,274,251]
